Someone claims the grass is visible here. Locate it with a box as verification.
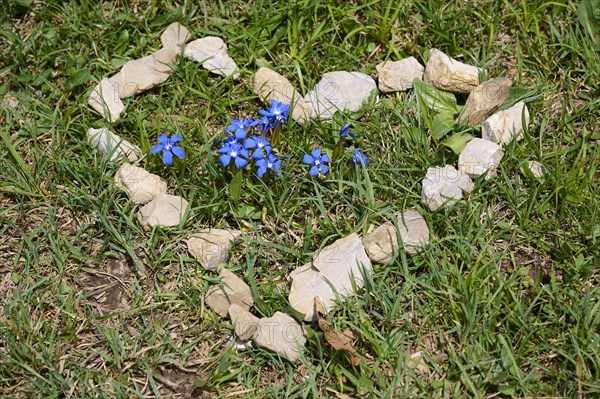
[1,0,599,397]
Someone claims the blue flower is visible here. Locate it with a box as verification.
[217,143,249,169]
[339,123,356,139]
[150,133,185,166]
[256,153,282,178]
[226,118,256,140]
[302,148,330,176]
[252,115,272,134]
[244,136,272,159]
[351,149,368,168]
[259,100,289,127]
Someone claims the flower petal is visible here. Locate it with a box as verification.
[162,150,173,166]
[244,138,257,149]
[219,154,231,167]
[309,165,319,176]
[157,133,169,144]
[311,148,321,159]
[171,134,183,143]
[321,164,329,175]
[257,166,267,178]
[171,146,185,160]
[235,156,248,169]
[321,154,331,163]
[150,144,164,153]
[302,153,315,164]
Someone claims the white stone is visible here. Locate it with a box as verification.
[421,165,474,211]
[187,229,242,271]
[86,128,141,162]
[228,304,259,341]
[458,138,504,179]
[108,48,176,99]
[254,312,306,362]
[205,269,253,317]
[527,160,545,178]
[482,101,530,144]
[288,233,372,321]
[363,210,430,263]
[376,57,424,93]
[114,163,167,204]
[2,92,19,109]
[136,193,189,230]
[457,77,512,125]
[88,78,124,122]
[304,71,377,120]
[184,37,239,78]
[251,67,312,124]
[160,22,190,52]
[423,48,481,94]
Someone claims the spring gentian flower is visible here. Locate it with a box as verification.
[226,118,255,140]
[259,100,289,127]
[303,148,330,176]
[339,123,356,139]
[256,153,282,178]
[217,143,249,169]
[351,149,368,168]
[150,133,185,166]
[244,136,272,159]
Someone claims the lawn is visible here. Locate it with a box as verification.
[1,0,599,398]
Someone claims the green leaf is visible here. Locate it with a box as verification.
[578,0,598,43]
[229,169,243,205]
[432,112,455,140]
[442,132,473,154]
[497,385,515,395]
[64,68,90,91]
[413,78,458,115]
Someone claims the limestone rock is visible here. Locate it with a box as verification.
[288,233,372,321]
[421,165,474,211]
[482,101,529,144]
[205,269,253,317]
[458,138,504,179]
[304,71,377,120]
[86,127,141,162]
[136,193,189,230]
[254,311,306,362]
[423,48,481,94]
[160,22,190,52]
[457,77,512,125]
[363,210,429,264]
[250,67,311,124]
[88,78,125,122]
[187,229,242,271]
[108,48,176,99]
[228,304,259,341]
[2,92,19,109]
[184,37,239,78]
[376,57,424,93]
[114,163,167,204]
[527,160,545,178]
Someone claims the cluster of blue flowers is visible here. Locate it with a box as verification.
[150,102,368,179]
[216,100,289,178]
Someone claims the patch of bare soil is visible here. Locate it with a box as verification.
[499,246,559,285]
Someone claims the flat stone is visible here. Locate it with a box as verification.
[250,67,311,124]
[228,304,259,341]
[376,57,424,93]
[423,48,481,94]
[86,127,141,162]
[136,193,189,230]
[482,101,529,144]
[421,165,474,211]
[527,160,545,178]
[254,311,306,362]
[184,37,239,79]
[363,210,429,263]
[457,78,512,125]
[304,71,377,120]
[458,138,504,179]
[88,78,125,122]
[114,163,167,204]
[288,233,372,321]
[160,22,190,52]
[2,92,19,109]
[108,48,176,99]
[204,269,253,317]
[187,229,242,271]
